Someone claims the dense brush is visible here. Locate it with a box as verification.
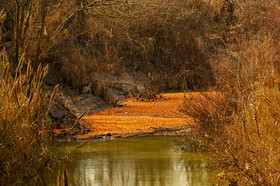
[180,0,280,185]
[0,49,55,185]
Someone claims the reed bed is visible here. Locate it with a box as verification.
[0,49,56,185]
[180,0,280,185]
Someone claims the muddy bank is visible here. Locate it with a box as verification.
[72,126,192,141]
[46,71,157,128]
[51,93,202,140]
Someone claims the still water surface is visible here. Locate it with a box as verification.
[49,136,213,186]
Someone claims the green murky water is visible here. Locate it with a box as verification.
[49,136,214,186]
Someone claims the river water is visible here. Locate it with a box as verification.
[49,136,214,186]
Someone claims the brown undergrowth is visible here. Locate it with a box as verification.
[180,1,280,185]
[1,0,215,91]
[0,50,56,185]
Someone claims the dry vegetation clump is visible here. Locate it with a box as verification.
[1,0,216,91]
[180,1,280,185]
[0,50,55,185]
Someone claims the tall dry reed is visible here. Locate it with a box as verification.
[180,1,280,184]
[0,49,56,185]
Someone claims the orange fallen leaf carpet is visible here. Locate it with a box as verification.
[75,92,197,139]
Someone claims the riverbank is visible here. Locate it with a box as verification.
[53,92,214,140]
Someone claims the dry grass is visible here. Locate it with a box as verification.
[0,49,55,185]
[180,1,280,185]
[1,0,215,91]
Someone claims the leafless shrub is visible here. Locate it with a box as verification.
[1,0,216,91]
[180,1,280,184]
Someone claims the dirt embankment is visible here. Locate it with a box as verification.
[48,72,215,140]
[47,71,157,130]
[51,92,211,140]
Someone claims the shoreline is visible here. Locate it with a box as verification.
[52,92,213,141]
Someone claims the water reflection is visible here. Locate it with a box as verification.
[50,136,213,186]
